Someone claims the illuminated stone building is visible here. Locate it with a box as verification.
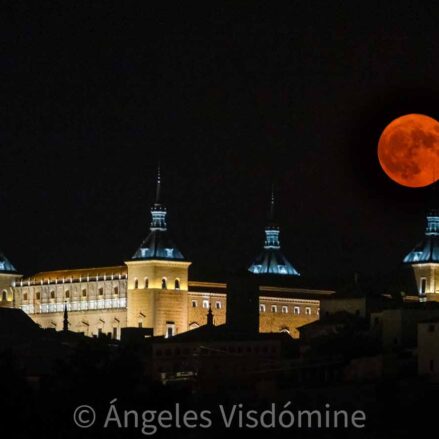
[1,171,335,339]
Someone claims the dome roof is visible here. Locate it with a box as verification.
[404,209,439,264]
[0,250,16,273]
[133,229,185,261]
[249,245,300,276]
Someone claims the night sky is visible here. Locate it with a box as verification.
[2,2,439,282]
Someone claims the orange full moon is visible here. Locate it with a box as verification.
[378,114,439,188]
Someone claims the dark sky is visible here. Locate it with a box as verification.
[1,1,439,281]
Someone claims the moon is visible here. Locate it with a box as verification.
[378,114,439,188]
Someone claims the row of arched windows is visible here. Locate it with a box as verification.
[133,277,180,290]
[25,286,120,301]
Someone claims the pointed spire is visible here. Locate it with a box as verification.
[264,185,280,249]
[269,183,275,223]
[150,164,167,231]
[155,164,161,205]
[63,302,69,332]
[132,164,185,261]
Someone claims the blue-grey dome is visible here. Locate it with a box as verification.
[0,250,16,273]
[404,209,439,264]
[248,226,300,276]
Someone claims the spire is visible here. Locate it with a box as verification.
[132,166,185,261]
[155,164,161,205]
[63,302,69,332]
[150,165,167,231]
[264,184,280,249]
[269,183,275,223]
[248,185,300,276]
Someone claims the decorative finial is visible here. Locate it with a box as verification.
[269,183,275,222]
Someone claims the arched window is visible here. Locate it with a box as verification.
[1,290,7,301]
[134,278,139,289]
[162,278,167,289]
[175,279,180,290]
[144,277,149,288]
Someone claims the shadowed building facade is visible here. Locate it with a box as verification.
[2,173,333,338]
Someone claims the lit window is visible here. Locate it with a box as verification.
[271,305,277,313]
[175,279,180,290]
[165,322,176,338]
[191,300,197,308]
[202,300,209,309]
[281,306,288,314]
[294,306,300,315]
[260,304,266,312]
[305,307,311,315]
[215,301,221,309]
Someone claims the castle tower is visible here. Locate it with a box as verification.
[125,167,191,335]
[403,208,439,300]
[248,186,300,276]
[0,250,21,308]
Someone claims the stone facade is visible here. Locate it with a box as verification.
[4,261,334,339]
